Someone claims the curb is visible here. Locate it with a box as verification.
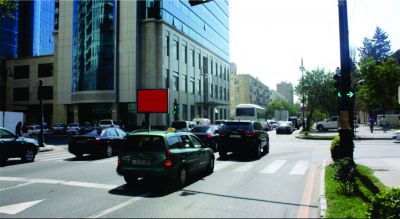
[38,144,57,153]
[319,160,328,218]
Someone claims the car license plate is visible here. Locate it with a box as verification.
[132,159,151,166]
[230,134,241,138]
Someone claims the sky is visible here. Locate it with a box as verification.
[229,0,400,99]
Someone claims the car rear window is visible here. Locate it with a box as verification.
[221,122,252,131]
[100,120,112,125]
[190,126,210,132]
[123,135,165,152]
[172,121,187,129]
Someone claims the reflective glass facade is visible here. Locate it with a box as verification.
[72,0,116,92]
[144,0,229,60]
[0,0,54,58]
[0,8,18,58]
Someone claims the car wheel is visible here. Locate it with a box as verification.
[263,140,270,155]
[176,167,187,188]
[206,157,214,175]
[21,147,36,162]
[105,145,113,157]
[219,150,227,159]
[317,125,324,132]
[255,143,261,159]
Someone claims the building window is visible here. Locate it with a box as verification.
[198,53,201,70]
[198,79,201,96]
[191,49,195,67]
[182,104,188,120]
[215,85,218,98]
[38,63,53,77]
[190,77,195,94]
[224,88,227,101]
[13,87,29,101]
[172,40,178,60]
[165,69,170,88]
[166,35,170,56]
[215,62,218,76]
[197,106,201,117]
[41,86,53,100]
[210,60,213,75]
[210,84,213,98]
[184,45,187,63]
[220,87,222,100]
[183,75,188,92]
[173,72,179,91]
[13,65,29,79]
[190,105,195,120]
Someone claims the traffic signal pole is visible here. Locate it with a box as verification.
[338,0,354,160]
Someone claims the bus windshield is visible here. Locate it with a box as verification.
[236,108,255,116]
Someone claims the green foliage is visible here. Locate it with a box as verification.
[358,27,391,62]
[368,187,400,219]
[295,68,338,130]
[333,158,357,194]
[357,57,400,112]
[266,100,300,119]
[0,0,18,20]
[330,135,341,162]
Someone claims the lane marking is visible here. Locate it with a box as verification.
[214,162,235,171]
[87,193,152,218]
[0,177,28,182]
[0,199,44,215]
[36,152,70,158]
[233,162,254,172]
[37,154,75,162]
[289,161,310,175]
[259,160,287,174]
[297,165,317,218]
[0,182,34,192]
[61,181,116,190]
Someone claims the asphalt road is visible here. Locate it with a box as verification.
[0,130,397,218]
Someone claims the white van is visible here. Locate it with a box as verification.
[377,114,400,127]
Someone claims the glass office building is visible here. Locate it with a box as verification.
[72,0,115,91]
[143,0,229,61]
[0,0,54,58]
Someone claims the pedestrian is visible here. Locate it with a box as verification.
[368,117,374,133]
[15,122,22,136]
[382,116,388,133]
[21,122,29,137]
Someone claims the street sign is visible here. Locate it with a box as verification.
[137,89,169,113]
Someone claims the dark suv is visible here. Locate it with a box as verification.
[218,121,269,159]
[117,131,215,188]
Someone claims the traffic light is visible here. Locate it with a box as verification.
[173,99,179,120]
[333,71,341,97]
[189,0,213,6]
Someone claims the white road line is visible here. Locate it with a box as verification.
[259,160,287,174]
[36,152,70,158]
[61,181,116,190]
[38,155,75,162]
[0,182,34,191]
[289,161,310,175]
[87,193,152,218]
[233,162,254,172]
[0,177,28,182]
[214,161,235,171]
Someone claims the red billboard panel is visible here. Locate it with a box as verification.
[137,89,169,113]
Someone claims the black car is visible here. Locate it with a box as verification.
[218,121,269,159]
[288,117,300,130]
[68,127,127,158]
[52,123,66,135]
[0,127,40,166]
[190,125,220,152]
[276,121,293,134]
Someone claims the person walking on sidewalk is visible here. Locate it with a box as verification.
[369,117,375,133]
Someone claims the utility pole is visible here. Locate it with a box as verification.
[299,58,306,130]
[338,0,354,160]
[38,79,44,147]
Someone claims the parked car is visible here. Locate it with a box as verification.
[52,123,66,134]
[68,127,127,158]
[66,123,81,135]
[392,130,400,142]
[117,131,215,188]
[190,125,220,152]
[28,124,49,136]
[267,120,277,129]
[171,121,196,132]
[314,116,339,131]
[218,121,269,159]
[214,120,228,127]
[99,119,120,128]
[0,127,40,166]
[276,121,293,134]
[192,118,211,125]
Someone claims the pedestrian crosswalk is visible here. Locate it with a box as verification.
[35,151,312,175]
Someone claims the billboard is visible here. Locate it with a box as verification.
[137,89,169,113]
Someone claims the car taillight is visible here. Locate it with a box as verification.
[207,134,213,139]
[165,149,172,168]
[117,157,121,166]
[92,137,101,143]
[219,131,225,136]
[245,131,257,137]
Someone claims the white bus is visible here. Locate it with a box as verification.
[235,104,267,125]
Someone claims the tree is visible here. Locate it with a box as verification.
[358,27,391,62]
[295,68,338,131]
[357,57,400,114]
[0,0,18,20]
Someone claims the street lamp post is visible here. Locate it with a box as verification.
[38,79,44,147]
[299,58,306,129]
